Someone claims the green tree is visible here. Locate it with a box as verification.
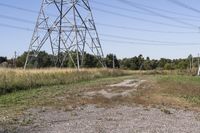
[83,53,98,68]
[164,63,172,70]
[16,52,28,67]
[177,61,188,70]
[105,54,120,68]
[0,57,7,64]
[36,51,53,68]
[143,57,151,70]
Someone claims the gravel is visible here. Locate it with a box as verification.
[5,105,200,133]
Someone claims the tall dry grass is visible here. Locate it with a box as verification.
[0,68,129,95]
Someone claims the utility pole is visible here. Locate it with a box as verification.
[113,54,115,69]
[192,55,194,70]
[13,51,17,68]
[189,54,193,72]
[198,53,200,68]
[24,0,104,69]
[198,53,200,76]
[190,57,192,72]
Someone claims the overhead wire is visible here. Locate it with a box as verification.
[96,23,200,34]
[0,1,199,47]
[0,2,38,14]
[113,0,200,18]
[0,12,198,34]
[116,0,199,28]
[92,0,200,22]
[0,2,199,33]
[167,0,200,14]
[93,7,195,29]
[99,33,200,45]
[1,23,200,46]
[0,14,35,24]
[0,1,196,29]
[0,2,57,17]
[1,0,198,20]
[101,39,200,46]
[0,23,32,31]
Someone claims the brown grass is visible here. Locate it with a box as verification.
[0,68,131,95]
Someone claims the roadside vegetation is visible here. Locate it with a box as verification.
[0,68,130,95]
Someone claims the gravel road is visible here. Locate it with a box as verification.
[5,105,200,133]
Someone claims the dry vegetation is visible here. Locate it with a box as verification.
[0,68,130,95]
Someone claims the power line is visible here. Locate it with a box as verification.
[167,0,200,14]
[92,0,200,22]
[1,1,200,21]
[0,12,198,34]
[0,1,196,30]
[97,23,199,34]
[117,0,198,28]
[0,14,35,24]
[1,22,199,46]
[100,33,200,45]
[0,1,199,32]
[114,0,200,19]
[0,2,38,14]
[93,7,196,29]
[0,23,32,31]
[92,0,150,16]
[0,2,200,46]
[0,2,56,17]
[101,38,200,46]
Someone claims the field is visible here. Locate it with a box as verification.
[0,68,128,95]
[1,68,200,132]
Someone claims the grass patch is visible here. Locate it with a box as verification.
[157,75,200,85]
[156,75,200,101]
[0,68,130,95]
[148,75,200,107]
[131,75,200,109]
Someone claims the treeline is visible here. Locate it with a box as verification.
[0,51,120,68]
[0,51,198,70]
[120,54,197,70]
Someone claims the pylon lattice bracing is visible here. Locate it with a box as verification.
[24,0,104,69]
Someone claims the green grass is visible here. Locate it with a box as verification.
[157,75,200,85]
[156,75,200,105]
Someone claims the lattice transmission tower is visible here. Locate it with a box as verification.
[24,0,104,69]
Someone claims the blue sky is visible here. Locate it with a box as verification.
[1,0,200,59]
